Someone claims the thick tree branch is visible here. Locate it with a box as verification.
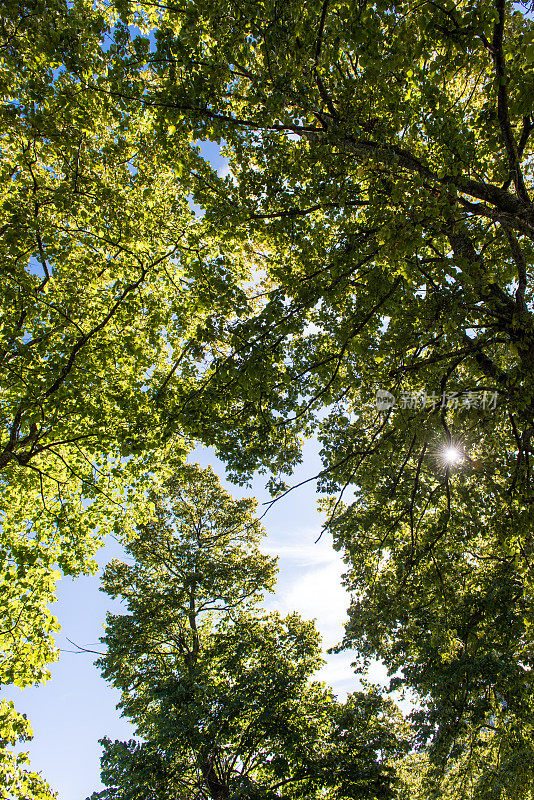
[492,0,530,204]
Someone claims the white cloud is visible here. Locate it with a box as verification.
[316,653,359,696]
[262,524,405,703]
[217,162,233,179]
[261,530,342,568]
[281,559,348,648]
[262,526,360,696]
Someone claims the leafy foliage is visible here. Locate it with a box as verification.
[0,701,55,800]
[91,465,405,800]
[4,0,534,795]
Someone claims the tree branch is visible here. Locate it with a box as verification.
[492,0,530,204]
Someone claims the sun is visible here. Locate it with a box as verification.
[428,436,468,472]
[442,445,463,465]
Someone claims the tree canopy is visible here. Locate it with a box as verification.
[3,0,534,796]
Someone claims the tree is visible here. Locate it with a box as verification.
[92,464,405,800]
[4,0,534,793]
[92,0,534,791]
[0,700,56,800]
[0,0,271,789]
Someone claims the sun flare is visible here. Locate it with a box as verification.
[442,446,462,465]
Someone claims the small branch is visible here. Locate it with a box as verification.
[64,637,105,655]
[35,231,51,292]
